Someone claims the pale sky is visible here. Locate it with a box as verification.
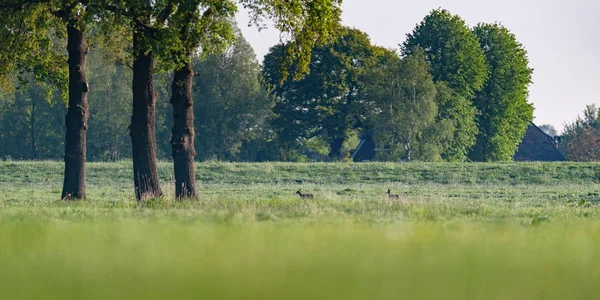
[236,0,600,133]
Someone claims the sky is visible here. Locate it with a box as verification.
[236,0,600,133]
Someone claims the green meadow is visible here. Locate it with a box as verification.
[1,161,600,299]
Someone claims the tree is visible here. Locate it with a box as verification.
[561,104,600,161]
[193,29,272,162]
[401,9,487,161]
[85,47,132,161]
[402,9,489,100]
[469,23,534,162]
[0,3,66,91]
[563,127,600,162]
[1,0,99,200]
[263,27,382,160]
[365,50,440,161]
[0,47,171,163]
[538,124,557,137]
[431,82,469,160]
[165,1,236,198]
[100,0,341,200]
[0,78,65,160]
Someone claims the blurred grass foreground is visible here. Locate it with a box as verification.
[1,161,600,299]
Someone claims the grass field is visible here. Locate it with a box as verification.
[1,161,600,299]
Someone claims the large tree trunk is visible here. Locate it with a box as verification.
[130,30,163,201]
[170,60,197,199]
[61,24,89,200]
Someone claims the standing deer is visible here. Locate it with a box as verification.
[296,189,314,199]
[387,189,400,199]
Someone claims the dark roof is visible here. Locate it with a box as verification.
[513,122,566,162]
[350,136,376,162]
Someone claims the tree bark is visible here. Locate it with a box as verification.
[130,30,163,201]
[61,23,89,200]
[170,60,197,199]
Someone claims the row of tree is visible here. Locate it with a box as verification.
[264,9,534,162]
[0,0,342,200]
[0,6,542,199]
[0,31,271,161]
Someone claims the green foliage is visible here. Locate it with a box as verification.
[0,29,271,162]
[470,23,534,162]
[430,82,469,160]
[85,47,133,161]
[0,5,543,164]
[0,47,174,162]
[0,77,65,160]
[193,29,273,161]
[402,8,489,100]
[166,0,237,61]
[263,27,385,160]
[98,0,341,75]
[242,0,343,80]
[401,9,487,160]
[0,2,67,97]
[365,50,439,161]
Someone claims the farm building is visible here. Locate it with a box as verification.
[351,122,566,162]
[513,122,566,161]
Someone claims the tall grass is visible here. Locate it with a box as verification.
[1,161,600,299]
[2,221,600,299]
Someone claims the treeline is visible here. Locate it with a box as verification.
[0,30,273,162]
[1,9,536,165]
[266,9,533,162]
[1,0,342,200]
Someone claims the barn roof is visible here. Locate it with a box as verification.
[350,136,376,162]
[513,122,566,162]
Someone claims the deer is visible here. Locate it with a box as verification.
[387,189,400,199]
[296,189,314,199]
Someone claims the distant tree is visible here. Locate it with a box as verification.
[85,48,133,162]
[193,30,272,161]
[401,9,487,161]
[263,27,384,160]
[0,77,64,160]
[563,127,600,162]
[426,82,461,160]
[538,124,557,137]
[365,50,439,161]
[561,104,600,161]
[469,23,534,162]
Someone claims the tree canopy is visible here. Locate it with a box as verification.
[194,28,272,161]
[469,23,534,162]
[365,50,439,161]
[401,9,487,161]
[0,5,557,176]
[402,9,488,100]
[263,27,386,160]
[0,1,66,93]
